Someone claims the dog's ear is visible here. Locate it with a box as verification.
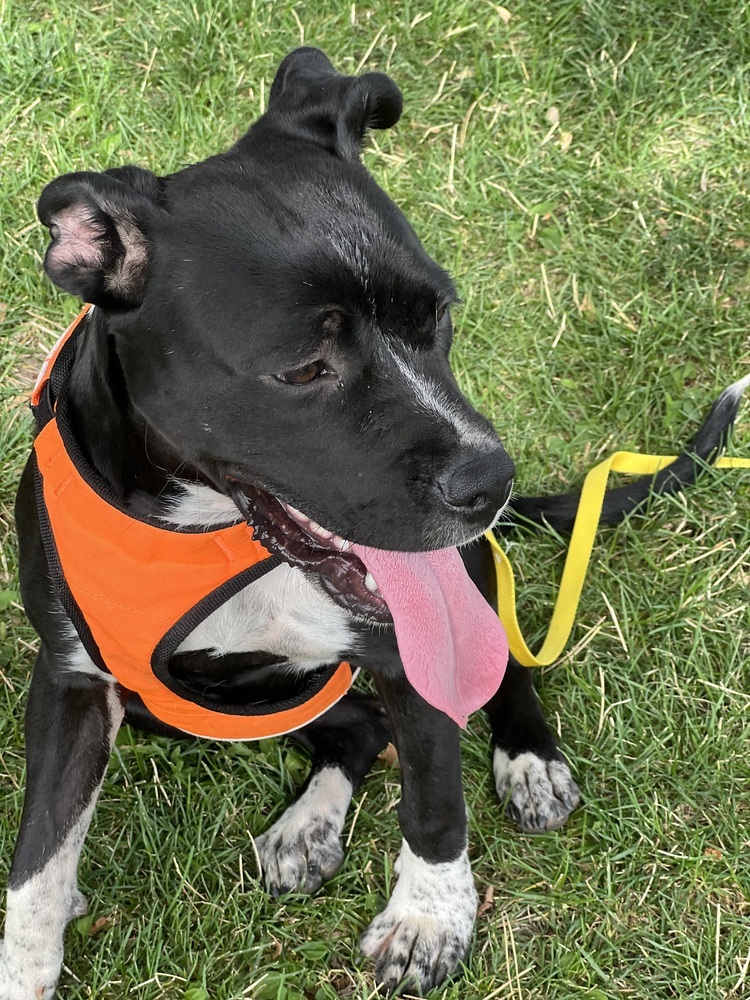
[266,47,403,161]
[37,166,163,309]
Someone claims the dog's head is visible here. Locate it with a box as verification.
[38,48,514,617]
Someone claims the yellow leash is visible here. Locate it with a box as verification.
[486,451,750,668]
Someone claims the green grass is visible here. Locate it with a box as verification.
[1,1,749,998]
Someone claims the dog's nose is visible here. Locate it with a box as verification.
[436,446,515,516]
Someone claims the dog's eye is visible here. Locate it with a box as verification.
[279,361,326,385]
[436,305,448,323]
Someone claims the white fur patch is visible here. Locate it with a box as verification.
[161,483,357,666]
[0,687,123,999]
[360,839,478,994]
[493,748,580,832]
[176,561,356,666]
[60,621,115,679]
[0,808,93,1000]
[255,766,353,894]
[384,344,498,450]
[161,481,241,528]
[721,372,750,401]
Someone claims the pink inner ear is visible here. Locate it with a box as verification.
[48,203,107,273]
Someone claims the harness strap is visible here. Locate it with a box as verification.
[31,305,91,409]
[487,450,750,668]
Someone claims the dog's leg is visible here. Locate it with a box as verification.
[460,537,580,833]
[0,646,124,1000]
[255,693,389,896]
[360,673,476,997]
[486,657,580,833]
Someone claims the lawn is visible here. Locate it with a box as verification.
[1,1,749,998]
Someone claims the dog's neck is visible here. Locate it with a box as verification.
[64,309,202,513]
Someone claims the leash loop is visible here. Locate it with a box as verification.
[486,451,750,668]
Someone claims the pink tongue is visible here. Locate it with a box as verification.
[350,544,508,728]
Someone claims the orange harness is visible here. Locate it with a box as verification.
[31,307,354,740]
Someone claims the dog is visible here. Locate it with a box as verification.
[2,48,745,999]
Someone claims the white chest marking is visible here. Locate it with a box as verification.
[176,561,356,666]
[163,482,357,667]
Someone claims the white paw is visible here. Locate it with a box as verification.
[494,749,580,832]
[0,939,59,1000]
[360,840,478,996]
[255,767,352,895]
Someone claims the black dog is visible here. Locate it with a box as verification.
[2,48,745,999]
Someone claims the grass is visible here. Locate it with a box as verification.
[1,1,749,997]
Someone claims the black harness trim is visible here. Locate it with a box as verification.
[32,452,109,673]
[151,564,339,717]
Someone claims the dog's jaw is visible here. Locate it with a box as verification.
[226,479,393,622]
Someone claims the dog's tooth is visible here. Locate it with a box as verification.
[286,504,306,520]
[308,520,323,533]
[333,535,351,551]
[316,528,334,540]
[365,572,378,593]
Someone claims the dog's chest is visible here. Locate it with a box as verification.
[160,483,356,669]
[175,561,356,668]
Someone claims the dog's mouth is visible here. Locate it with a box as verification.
[227,480,390,622]
[225,477,510,728]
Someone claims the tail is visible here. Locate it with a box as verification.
[503,374,750,534]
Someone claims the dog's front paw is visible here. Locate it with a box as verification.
[0,939,59,1000]
[360,840,477,997]
[255,766,352,896]
[494,748,580,833]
